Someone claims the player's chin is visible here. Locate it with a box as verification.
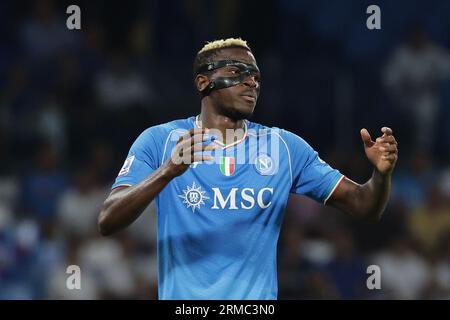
[233,104,255,119]
[236,97,256,112]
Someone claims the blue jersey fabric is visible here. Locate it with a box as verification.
[112,116,344,300]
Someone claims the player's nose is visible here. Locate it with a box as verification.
[242,75,259,89]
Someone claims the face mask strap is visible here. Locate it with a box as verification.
[195,60,260,97]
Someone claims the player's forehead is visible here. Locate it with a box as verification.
[213,47,257,66]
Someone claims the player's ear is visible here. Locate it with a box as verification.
[195,74,210,92]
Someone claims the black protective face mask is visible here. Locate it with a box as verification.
[195,60,261,97]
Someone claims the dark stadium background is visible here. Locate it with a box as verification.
[0,0,449,299]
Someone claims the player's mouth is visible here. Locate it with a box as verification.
[240,92,257,103]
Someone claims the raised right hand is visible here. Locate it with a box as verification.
[163,128,218,178]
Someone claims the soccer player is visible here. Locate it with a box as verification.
[98,38,398,299]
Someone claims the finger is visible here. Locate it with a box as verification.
[189,127,209,135]
[360,128,374,147]
[171,146,193,165]
[381,127,393,136]
[177,129,194,144]
[177,132,211,149]
[192,128,213,141]
[382,154,397,162]
[193,154,214,162]
[176,136,196,150]
[191,143,218,153]
[191,135,215,149]
[377,135,397,145]
[182,128,200,140]
[382,135,397,144]
[178,142,216,159]
[379,144,397,153]
[178,128,209,142]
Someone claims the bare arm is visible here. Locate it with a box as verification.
[326,171,391,222]
[326,127,398,222]
[98,164,174,236]
[98,128,215,235]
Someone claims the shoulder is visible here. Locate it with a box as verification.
[128,116,194,157]
[137,116,194,142]
[247,120,310,150]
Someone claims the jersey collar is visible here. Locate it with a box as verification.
[194,114,248,149]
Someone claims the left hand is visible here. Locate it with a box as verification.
[360,127,398,176]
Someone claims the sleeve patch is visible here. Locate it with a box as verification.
[118,155,135,176]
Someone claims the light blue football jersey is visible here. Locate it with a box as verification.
[112,115,344,300]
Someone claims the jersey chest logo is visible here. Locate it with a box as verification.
[178,181,274,212]
[253,153,276,175]
[178,182,209,213]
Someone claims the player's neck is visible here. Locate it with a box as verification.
[197,107,246,145]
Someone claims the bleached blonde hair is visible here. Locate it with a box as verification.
[193,38,252,79]
[197,37,251,55]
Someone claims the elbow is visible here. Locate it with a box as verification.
[345,205,383,224]
[363,213,382,224]
[98,207,113,236]
[358,209,383,224]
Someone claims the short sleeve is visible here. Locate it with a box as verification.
[112,128,160,189]
[282,129,344,203]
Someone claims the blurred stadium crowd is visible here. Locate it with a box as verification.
[0,0,450,299]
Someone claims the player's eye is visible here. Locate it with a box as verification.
[252,73,261,83]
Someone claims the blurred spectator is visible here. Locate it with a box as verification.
[129,18,154,60]
[324,227,366,299]
[0,176,18,216]
[53,52,85,105]
[439,167,450,199]
[434,236,450,298]
[0,64,38,165]
[47,239,100,299]
[77,236,137,299]
[20,0,78,63]
[0,219,42,299]
[277,222,304,298]
[0,64,29,127]
[422,235,450,299]
[371,235,431,299]
[301,270,339,299]
[408,186,450,255]
[18,142,69,223]
[125,201,157,249]
[79,21,107,82]
[94,52,154,110]
[391,151,435,210]
[278,220,340,299]
[87,140,119,185]
[35,94,67,155]
[57,167,108,238]
[384,27,450,151]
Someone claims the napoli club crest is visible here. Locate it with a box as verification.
[254,154,276,175]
